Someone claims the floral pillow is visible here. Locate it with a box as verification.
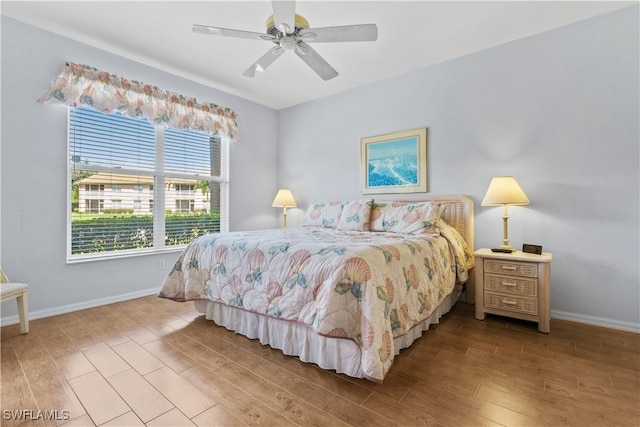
[337,199,373,231]
[302,200,345,228]
[370,201,444,234]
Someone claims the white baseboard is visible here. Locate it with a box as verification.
[3,290,639,334]
[0,287,159,327]
[551,309,640,333]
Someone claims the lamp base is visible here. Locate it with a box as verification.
[491,245,516,253]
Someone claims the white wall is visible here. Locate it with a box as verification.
[1,17,279,321]
[2,6,638,332]
[277,6,639,330]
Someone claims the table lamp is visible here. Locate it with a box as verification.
[481,176,529,253]
[272,189,297,228]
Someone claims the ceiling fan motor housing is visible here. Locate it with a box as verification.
[265,14,310,51]
[266,13,309,36]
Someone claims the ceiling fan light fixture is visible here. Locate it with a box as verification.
[294,43,309,55]
[278,23,291,34]
[299,31,316,41]
[279,37,296,50]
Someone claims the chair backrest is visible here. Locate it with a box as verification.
[0,266,8,283]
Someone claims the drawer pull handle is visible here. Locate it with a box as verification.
[501,299,518,306]
[502,282,517,287]
[501,265,517,271]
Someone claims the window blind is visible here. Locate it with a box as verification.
[69,107,155,256]
[164,128,223,242]
[70,107,155,171]
[68,107,228,260]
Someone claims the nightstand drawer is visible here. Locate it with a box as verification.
[485,274,538,296]
[484,259,537,278]
[485,292,538,315]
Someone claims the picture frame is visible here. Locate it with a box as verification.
[360,128,428,194]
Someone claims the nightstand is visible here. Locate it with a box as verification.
[474,248,553,333]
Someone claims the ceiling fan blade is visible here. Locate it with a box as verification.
[192,24,275,41]
[294,42,338,81]
[243,46,286,78]
[271,0,296,34]
[299,24,378,43]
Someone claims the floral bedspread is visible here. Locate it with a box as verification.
[159,226,472,380]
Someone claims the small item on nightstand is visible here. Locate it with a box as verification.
[491,247,514,253]
[522,244,543,255]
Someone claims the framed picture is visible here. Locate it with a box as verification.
[360,128,428,194]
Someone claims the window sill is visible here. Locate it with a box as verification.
[67,246,186,264]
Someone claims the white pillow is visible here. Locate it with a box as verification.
[302,200,344,228]
[337,199,373,231]
[371,201,444,234]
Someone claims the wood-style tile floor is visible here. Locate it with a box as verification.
[1,296,638,426]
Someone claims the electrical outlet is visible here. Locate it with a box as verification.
[158,259,165,270]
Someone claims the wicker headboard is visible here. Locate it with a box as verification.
[374,194,474,252]
[375,194,475,303]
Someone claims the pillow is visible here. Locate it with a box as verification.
[337,199,373,231]
[302,200,344,228]
[371,201,444,234]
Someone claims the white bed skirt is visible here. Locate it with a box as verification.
[194,283,463,379]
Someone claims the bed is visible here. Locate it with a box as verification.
[159,194,474,381]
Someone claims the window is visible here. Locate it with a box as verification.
[68,107,228,260]
[85,184,104,192]
[175,184,194,192]
[85,199,104,213]
[175,199,195,213]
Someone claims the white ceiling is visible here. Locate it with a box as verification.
[1,1,635,110]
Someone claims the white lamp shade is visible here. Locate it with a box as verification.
[481,176,530,206]
[272,189,297,208]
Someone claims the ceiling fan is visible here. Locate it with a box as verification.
[192,0,378,81]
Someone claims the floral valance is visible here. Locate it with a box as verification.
[38,62,239,143]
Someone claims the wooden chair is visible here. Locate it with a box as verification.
[0,266,29,334]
